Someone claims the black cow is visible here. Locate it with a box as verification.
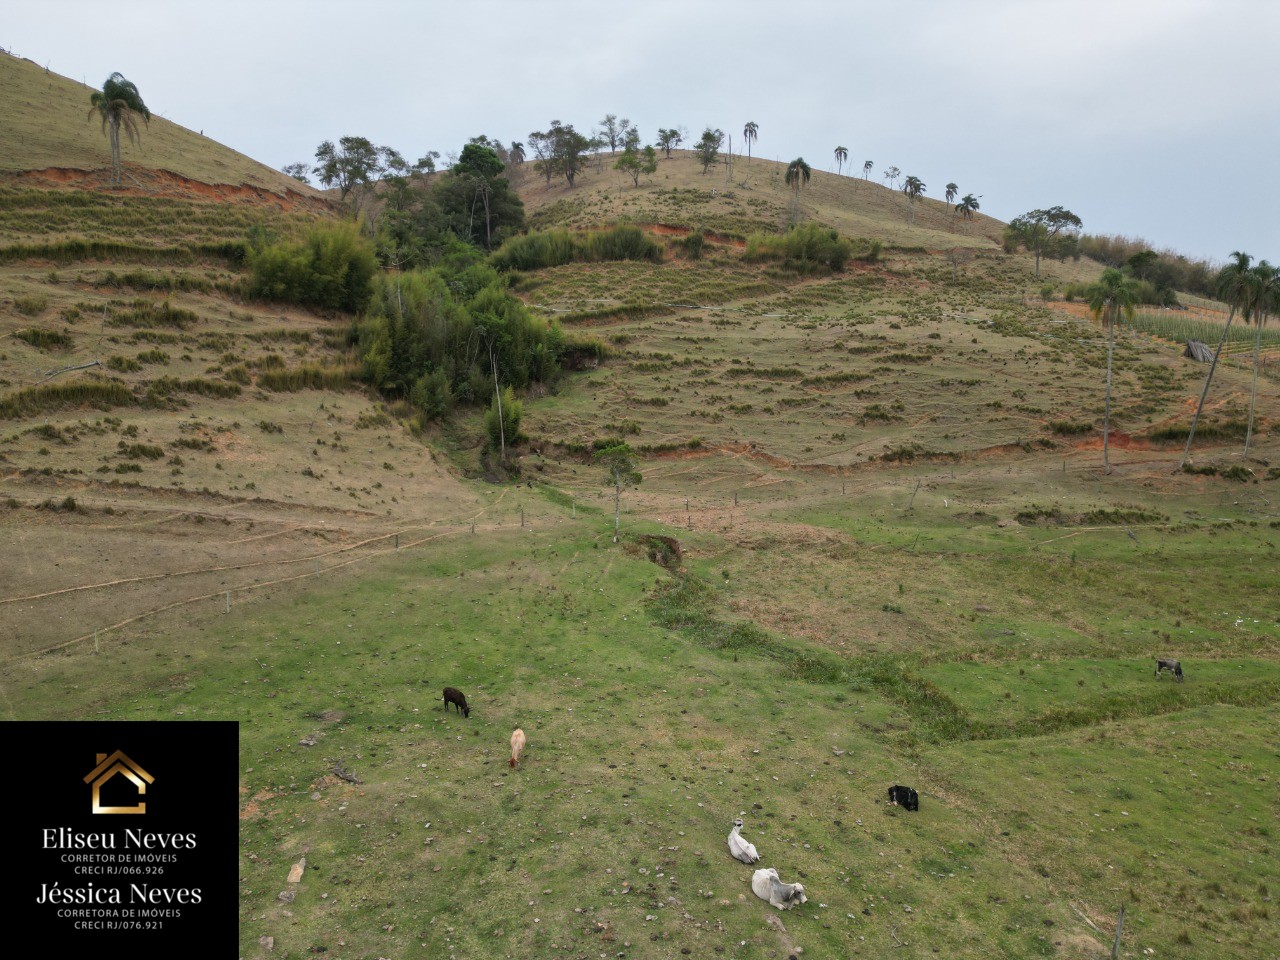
[443,687,471,717]
[888,785,919,811]
[1154,658,1184,682]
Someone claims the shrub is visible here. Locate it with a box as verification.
[0,379,133,418]
[485,386,522,450]
[490,225,661,271]
[745,223,853,273]
[14,294,48,316]
[248,222,376,312]
[13,328,72,350]
[411,368,454,421]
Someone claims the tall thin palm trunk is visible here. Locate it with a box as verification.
[1103,307,1115,474]
[1178,306,1237,471]
[1243,314,1264,456]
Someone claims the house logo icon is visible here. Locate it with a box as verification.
[83,750,154,815]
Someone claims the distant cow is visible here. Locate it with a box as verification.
[442,687,470,717]
[1155,658,1184,682]
[888,785,919,811]
[510,728,526,768]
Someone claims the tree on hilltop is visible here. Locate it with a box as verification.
[657,127,684,158]
[615,144,658,186]
[1087,267,1140,474]
[282,162,311,185]
[528,121,592,187]
[695,128,724,174]
[1005,206,1082,276]
[313,136,404,207]
[88,72,150,187]
[834,145,848,176]
[945,182,958,204]
[785,157,812,222]
[901,175,926,223]
[743,121,758,163]
[862,160,873,180]
[883,165,901,190]
[954,193,981,234]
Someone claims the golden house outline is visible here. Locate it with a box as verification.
[82,750,155,815]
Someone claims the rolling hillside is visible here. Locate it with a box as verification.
[0,51,1276,960]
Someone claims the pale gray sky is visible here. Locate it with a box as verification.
[7,0,1278,262]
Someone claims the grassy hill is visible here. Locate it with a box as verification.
[0,57,1277,960]
[516,148,1009,253]
[0,51,324,200]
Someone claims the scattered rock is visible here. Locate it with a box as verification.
[277,890,295,903]
[975,604,992,613]
[287,857,306,884]
[258,935,274,950]
[765,914,787,933]
[299,734,319,747]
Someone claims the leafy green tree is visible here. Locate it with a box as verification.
[1005,206,1083,276]
[615,144,658,186]
[743,121,758,162]
[528,121,592,187]
[901,175,926,222]
[282,162,311,185]
[1243,260,1277,456]
[597,114,636,153]
[1179,251,1253,469]
[694,128,724,174]
[945,182,958,204]
[834,145,848,176]
[883,165,900,189]
[87,73,151,187]
[785,157,812,222]
[657,128,684,158]
[1087,267,1140,474]
[313,136,402,205]
[596,442,641,542]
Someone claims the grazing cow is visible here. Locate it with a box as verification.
[510,728,526,768]
[750,867,807,910]
[442,687,470,717]
[888,785,919,811]
[1155,658,1184,682]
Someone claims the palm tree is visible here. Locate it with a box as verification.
[1088,268,1140,474]
[87,72,151,187]
[743,122,758,163]
[785,157,811,222]
[901,175,925,222]
[945,182,958,204]
[834,145,848,176]
[862,160,873,180]
[1243,260,1277,457]
[1179,251,1253,470]
[955,194,980,233]
[510,141,525,165]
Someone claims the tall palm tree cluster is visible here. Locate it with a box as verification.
[1088,252,1275,475]
[88,72,150,187]
[1179,253,1277,467]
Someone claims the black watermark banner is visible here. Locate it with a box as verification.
[8,721,237,955]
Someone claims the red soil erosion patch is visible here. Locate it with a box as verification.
[1072,430,1155,451]
[3,166,337,215]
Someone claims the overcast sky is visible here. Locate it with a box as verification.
[8,0,1278,263]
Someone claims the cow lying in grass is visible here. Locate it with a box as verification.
[1155,658,1184,682]
[751,867,807,910]
[888,785,919,811]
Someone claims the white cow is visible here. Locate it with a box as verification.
[751,867,807,910]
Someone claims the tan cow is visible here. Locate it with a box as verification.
[510,728,526,768]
